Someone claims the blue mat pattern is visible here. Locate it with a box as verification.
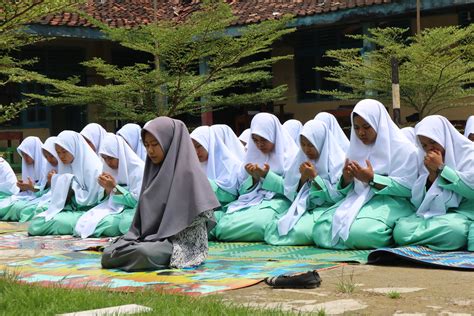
[368,246,474,270]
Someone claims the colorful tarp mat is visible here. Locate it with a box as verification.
[0,222,29,234]
[368,246,474,270]
[0,232,111,251]
[0,251,343,295]
[208,241,370,263]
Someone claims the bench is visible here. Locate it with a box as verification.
[0,131,23,172]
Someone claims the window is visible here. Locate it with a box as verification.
[294,25,362,103]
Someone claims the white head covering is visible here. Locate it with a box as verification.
[116,123,147,161]
[412,115,474,218]
[17,136,48,189]
[282,119,303,144]
[227,113,298,213]
[99,133,145,200]
[331,99,418,244]
[0,158,19,195]
[211,124,246,160]
[314,112,350,153]
[278,120,346,236]
[55,131,104,205]
[37,131,104,221]
[74,134,145,238]
[191,126,242,195]
[245,113,298,176]
[464,116,474,138]
[100,133,145,199]
[41,136,60,173]
[238,128,251,145]
[80,123,107,154]
[401,127,417,144]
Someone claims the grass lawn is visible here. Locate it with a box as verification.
[0,272,291,316]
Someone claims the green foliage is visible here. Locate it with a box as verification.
[387,291,401,299]
[0,0,84,123]
[26,0,295,122]
[312,25,474,118]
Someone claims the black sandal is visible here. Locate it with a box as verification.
[263,270,322,289]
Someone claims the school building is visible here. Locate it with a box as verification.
[1,0,473,144]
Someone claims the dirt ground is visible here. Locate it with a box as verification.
[218,263,474,315]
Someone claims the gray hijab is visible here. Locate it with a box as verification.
[124,117,220,241]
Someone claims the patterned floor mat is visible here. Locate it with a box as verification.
[0,251,343,295]
[0,222,29,234]
[368,246,474,270]
[209,241,370,263]
[0,232,112,251]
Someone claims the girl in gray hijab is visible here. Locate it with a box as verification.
[101,117,220,272]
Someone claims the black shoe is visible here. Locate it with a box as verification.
[264,270,322,289]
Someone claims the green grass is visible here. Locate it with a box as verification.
[335,267,356,294]
[387,291,401,299]
[0,271,293,316]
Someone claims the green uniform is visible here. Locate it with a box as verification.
[264,175,344,246]
[86,185,139,237]
[394,166,474,251]
[28,196,96,236]
[313,174,415,250]
[0,187,48,222]
[207,179,237,240]
[215,171,291,242]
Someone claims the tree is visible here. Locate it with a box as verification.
[0,0,84,123]
[312,25,474,119]
[27,1,295,122]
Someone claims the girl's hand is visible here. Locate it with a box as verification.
[98,173,117,195]
[351,160,375,184]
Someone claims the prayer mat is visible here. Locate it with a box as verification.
[0,248,64,265]
[368,246,474,270]
[0,221,29,234]
[0,251,343,295]
[0,232,112,251]
[208,242,370,263]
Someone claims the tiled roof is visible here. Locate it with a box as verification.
[37,0,392,28]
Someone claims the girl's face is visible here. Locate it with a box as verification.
[300,135,320,161]
[101,154,119,170]
[82,135,96,152]
[353,115,377,145]
[20,151,34,165]
[143,131,165,165]
[42,149,58,167]
[55,144,74,165]
[418,135,445,157]
[192,139,209,163]
[251,134,275,154]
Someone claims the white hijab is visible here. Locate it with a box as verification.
[80,123,107,154]
[238,128,251,147]
[191,126,242,196]
[278,120,345,236]
[464,116,474,138]
[314,112,350,153]
[116,123,147,161]
[42,137,60,174]
[282,119,303,144]
[412,115,474,218]
[75,133,144,238]
[100,133,145,199]
[0,158,19,195]
[227,113,298,213]
[331,99,418,244]
[17,136,48,190]
[211,124,246,160]
[37,131,103,221]
[244,113,298,176]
